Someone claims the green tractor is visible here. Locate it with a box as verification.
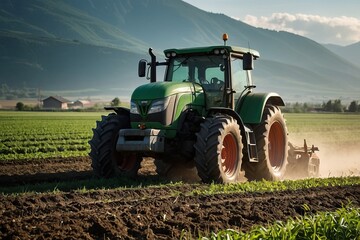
[89,34,292,183]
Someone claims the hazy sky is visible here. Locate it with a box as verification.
[182,0,360,46]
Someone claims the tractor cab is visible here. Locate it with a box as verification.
[163,46,259,110]
[139,40,260,112]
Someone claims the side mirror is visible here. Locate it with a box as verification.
[138,59,147,77]
[243,52,254,70]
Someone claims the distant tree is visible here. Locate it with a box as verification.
[322,99,345,112]
[303,103,309,112]
[15,102,24,111]
[111,97,121,106]
[348,101,359,112]
[323,100,333,112]
[333,99,344,112]
[293,102,302,113]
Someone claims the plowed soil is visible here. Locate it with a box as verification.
[0,157,359,239]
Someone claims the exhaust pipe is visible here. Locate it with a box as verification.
[149,48,156,83]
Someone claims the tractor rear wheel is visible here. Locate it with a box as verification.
[246,105,288,181]
[89,113,141,178]
[194,115,244,183]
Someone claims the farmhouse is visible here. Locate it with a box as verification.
[42,96,71,109]
[69,100,92,109]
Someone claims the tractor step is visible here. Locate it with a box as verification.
[245,126,258,162]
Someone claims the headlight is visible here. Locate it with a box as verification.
[148,97,170,114]
[130,101,139,114]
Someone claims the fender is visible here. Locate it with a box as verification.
[207,107,258,161]
[104,106,130,116]
[207,107,247,143]
[207,107,243,127]
[238,92,285,124]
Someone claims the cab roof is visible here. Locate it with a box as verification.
[164,45,260,58]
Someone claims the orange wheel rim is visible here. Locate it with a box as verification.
[220,133,238,176]
[268,121,285,171]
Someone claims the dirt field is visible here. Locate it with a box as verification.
[0,157,359,239]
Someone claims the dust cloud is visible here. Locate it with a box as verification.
[289,137,360,178]
[317,144,360,177]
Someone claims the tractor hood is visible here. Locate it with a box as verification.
[131,82,202,100]
[130,81,205,136]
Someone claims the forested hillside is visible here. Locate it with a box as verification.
[1,0,359,101]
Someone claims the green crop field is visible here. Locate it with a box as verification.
[0,111,104,160]
[285,113,360,146]
[1,111,360,161]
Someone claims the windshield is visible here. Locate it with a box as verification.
[166,55,226,107]
[166,55,225,84]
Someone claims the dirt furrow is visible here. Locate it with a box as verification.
[0,157,158,186]
[1,185,359,239]
[1,157,359,239]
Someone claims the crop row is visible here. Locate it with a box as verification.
[201,206,360,240]
[0,148,89,160]
[0,135,89,142]
[0,144,88,154]
[0,138,90,160]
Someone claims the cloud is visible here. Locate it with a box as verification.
[242,13,360,46]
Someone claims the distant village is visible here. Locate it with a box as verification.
[0,85,113,110]
[0,95,110,110]
[42,96,94,110]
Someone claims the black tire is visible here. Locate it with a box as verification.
[245,105,288,181]
[154,158,174,178]
[89,113,141,178]
[194,115,244,183]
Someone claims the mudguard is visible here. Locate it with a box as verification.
[238,92,285,124]
[104,106,130,116]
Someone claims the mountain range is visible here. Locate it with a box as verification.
[0,0,359,102]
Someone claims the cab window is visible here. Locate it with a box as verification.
[231,57,247,103]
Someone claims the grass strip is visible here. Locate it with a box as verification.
[1,176,359,197]
[192,177,360,196]
[196,206,360,240]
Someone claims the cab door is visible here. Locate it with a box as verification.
[230,55,248,111]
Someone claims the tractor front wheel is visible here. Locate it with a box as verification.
[194,115,244,183]
[246,105,288,181]
[89,113,141,178]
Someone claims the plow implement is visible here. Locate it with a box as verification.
[286,139,320,179]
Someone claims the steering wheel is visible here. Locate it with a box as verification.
[210,77,224,86]
[210,77,224,90]
[211,77,222,85]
